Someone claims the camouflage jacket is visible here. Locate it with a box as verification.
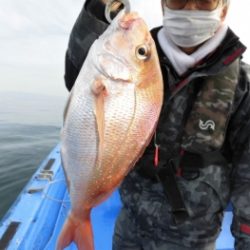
[128,27,250,249]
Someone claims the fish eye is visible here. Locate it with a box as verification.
[135,45,150,60]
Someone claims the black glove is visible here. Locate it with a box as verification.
[86,0,128,23]
[85,0,109,23]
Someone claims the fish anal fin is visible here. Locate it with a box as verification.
[60,154,71,193]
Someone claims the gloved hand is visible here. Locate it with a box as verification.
[85,0,109,23]
[86,0,129,23]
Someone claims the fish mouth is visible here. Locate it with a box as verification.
[118,12,141,30]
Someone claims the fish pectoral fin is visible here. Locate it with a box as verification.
[91,78,107,96]
[92,79,106,164]
[98,54,132,82]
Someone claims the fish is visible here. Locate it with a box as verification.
[57,10,163,250]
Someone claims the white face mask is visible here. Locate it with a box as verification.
[163,6,224,48]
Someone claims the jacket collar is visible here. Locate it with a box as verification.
[151,27,247,97]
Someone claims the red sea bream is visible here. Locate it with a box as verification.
[57,11,163,250]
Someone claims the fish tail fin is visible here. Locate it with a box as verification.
[56,212,94,250]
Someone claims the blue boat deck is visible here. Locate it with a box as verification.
[0,145,234,250]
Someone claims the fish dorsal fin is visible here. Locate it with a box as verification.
[92,79,106,167]
[98,54,132,82]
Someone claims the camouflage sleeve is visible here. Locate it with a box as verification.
[228,62,250,250]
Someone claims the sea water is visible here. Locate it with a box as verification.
[0,91,66,219]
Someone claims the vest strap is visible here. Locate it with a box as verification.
[156,160,189,225]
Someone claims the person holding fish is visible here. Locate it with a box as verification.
[61,0,250,250]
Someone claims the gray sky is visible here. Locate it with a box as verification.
[0,0,249,97]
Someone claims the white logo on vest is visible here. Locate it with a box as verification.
[199,119,215,131]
